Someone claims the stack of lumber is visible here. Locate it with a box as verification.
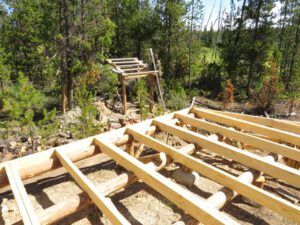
[0,107,299,225]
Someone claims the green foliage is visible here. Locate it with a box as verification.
[70,81,102,139]
[2,73,44,121]
[38,108,59,142]
[0,47,11,93]
[96,65,119,99]
[136,79,148,120]
[252,55,281,113]
[166,80,188,110]
[0,73,58,140]
[198,63,226,98]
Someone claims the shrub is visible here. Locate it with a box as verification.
[0,73,59,144]
[198,62,226,98]
[253,56,281,113]
[166,81,188,110]
[96,65,119,99]
[70,79,102,139]
[136,79,149,120]
[220,79,235,109]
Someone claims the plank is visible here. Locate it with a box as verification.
[118,63,148,68]
[94,138,238,225]
[55,150,130,225]
[174,113,300,160]
[5,162,40,225]
[123,71,159,76]
[205,109,300,135]
[114,61,141,65]
[191,107,300,146]
[126,127,300,223]
[109,57,138,61]
[152,119,300,188]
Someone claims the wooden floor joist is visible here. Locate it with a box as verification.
[94,138,238,225]
[191,107,300,146]
[5,162,40,225]
[205,109,300,135]
[152,119,300,188]
[174,112,300,160]
[1,106,300,225]
[55,150,130,225]
[125,127,300,223]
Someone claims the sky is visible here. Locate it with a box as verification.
[202,0,282,30]
[202,0,234,30]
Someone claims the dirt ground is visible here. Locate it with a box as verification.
[0,99,299,225]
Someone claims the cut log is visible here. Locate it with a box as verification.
[12,144,195,225]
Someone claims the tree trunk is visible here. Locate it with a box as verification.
[246,0,263,97]
[135,0,141,58]
[188,0,194,88]
[286,14,300,90]
[58,0,67,114]
[247,59,254,96]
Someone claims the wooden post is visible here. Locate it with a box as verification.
[149,74,155,111]
[61,84,67,114]
[121,78,127,114]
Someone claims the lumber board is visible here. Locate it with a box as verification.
[123,71,158,76]
[126,127,300,223]
[94,138,238,225]
[5,162,40,225]
[205,109,300,135]
[55,149,130,225]
[118,63,148,68]
[35,144,194,225]
[152,119,300,188]
[109,58,138,61]
[124,74,150,80]
[175,113,300,160]
[114,61,141,65]
[191,107,300,146]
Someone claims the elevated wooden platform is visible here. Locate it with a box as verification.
[1,107,299,225]
[107,57,161,114]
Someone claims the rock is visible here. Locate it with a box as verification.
[27,137,32,144]
[9,141,17,150]
[20,136,27,143]
[1,204,8,214]
[172,169,198,187]
[59,132,69,139]
[36,146,42,152]
[0,144,5,153]
[16,145,27,155]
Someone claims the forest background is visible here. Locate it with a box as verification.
[0,0,299,147]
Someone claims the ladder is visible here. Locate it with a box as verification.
[149,48,166,111]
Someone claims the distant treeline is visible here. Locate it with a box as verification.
[0,0,299,113]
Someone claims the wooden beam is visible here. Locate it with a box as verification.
[94,138,238,225]
[114,61,141,65]
[152,119,300,188]
[191,107,300,146]
[118,64,148,69]
[174,113,300,160]
[55,150,130,225]
[205,109,300,135]
[5,162,40,225]
[109,58,138,61]
[125,127,300,223]
[121,78,127,114]
[123,71,159,76]
[9,144,195,225]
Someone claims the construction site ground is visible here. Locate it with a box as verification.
[0,97,299,225]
